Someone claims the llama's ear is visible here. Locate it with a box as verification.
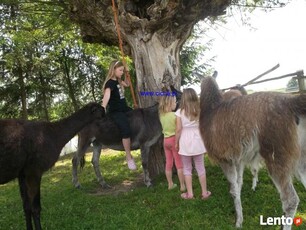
[212,71,218,79]
[169,85,182,97]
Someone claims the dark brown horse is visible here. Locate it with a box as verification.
[72,87,182,189]
[72,103,162,188]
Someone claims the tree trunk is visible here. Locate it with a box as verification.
[18,65,28,119]
[124,31,191,175]
[61,50,79,111]
[126,33,185,107]
[148,135,165,178]
[39,71,50,121]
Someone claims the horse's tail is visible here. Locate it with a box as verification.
[80,156,86,169]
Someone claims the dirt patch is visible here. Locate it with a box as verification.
[88,173,144,196]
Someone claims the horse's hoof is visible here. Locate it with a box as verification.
[101,183,112,189]
[145,182,153,188]
[75,184,81,189]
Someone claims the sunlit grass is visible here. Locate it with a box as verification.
[0,149,306,230]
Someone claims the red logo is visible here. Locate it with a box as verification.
[294,217,302,227]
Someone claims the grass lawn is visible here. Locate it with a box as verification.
[0,149,305,230]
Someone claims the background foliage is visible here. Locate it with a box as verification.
[0,0,214,120]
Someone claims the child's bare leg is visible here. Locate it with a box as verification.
[194,154,211,198]
[123,138,136,170]
[122,138,132,159]
[177,168,185,191]
[165,170,175,189]
[184,175,193,196]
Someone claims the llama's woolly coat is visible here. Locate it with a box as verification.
[0,102,105,230]
[199,76,306,229]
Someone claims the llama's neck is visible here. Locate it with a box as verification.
[51,109,94,148]
[200,77,223,115]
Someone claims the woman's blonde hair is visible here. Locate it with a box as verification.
[102,60,124,94]
[159,95,176,114]
[180,88,199,121]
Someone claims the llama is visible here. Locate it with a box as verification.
[222,88,262,191]
[0,103,105,230]
[199,76,306,229]
[72,103,163,188]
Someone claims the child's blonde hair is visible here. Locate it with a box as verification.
[159,95,176,114]
[102,60,124,94]
[180,88,199,121]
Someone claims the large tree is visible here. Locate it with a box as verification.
[68,0,231,107]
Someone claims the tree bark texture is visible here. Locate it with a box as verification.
[68,0,230,175]
[17,65,28,119]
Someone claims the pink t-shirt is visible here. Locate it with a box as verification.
[175,109,206,156]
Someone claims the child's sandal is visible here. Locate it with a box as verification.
[181,192,194,199]
[201,191,211,200]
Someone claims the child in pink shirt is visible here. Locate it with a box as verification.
[175,88,211,200]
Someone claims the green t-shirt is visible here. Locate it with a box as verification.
[159,112,176,138]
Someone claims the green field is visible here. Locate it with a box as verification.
[1,150,305,230]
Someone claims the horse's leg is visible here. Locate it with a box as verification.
[219,161,243,228]
[140,145,152,187]
[72,137,91,188]
[18,174,33,230]
[91,141,111,189]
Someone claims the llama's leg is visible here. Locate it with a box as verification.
[269,173,299,230]
[250,166,259,191]
[236,162,245,193]
[91,142,111,189]
[18,175,33,230]
[296,118,306,188]
[140,145,152,187]
[294,142,306,188]
[28,177,42,230]
[250,153,261,191]
[18,174,42,230]
[219,162,243,228]
[295,156,306,188]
